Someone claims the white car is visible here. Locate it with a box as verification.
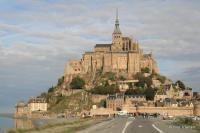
[118,111,128,116]
[192,116,200,121]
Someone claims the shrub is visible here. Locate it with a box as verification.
[144,88,155,100]
[99,99,106,108]
[134,72,154,88]
[145,77,152,88]
[40,92,47,98]
[134,72,144,80]
[141,67,150,73]
[175,80,186,90]
[70,76,85,89]
[135,73,145,88]
[125,88,144,95]
[119,75,126,81]
[48,86,55,93]
[91,84,119,95]
[106,72,116,81]
[155,74,166,84]
[57,76,64,86]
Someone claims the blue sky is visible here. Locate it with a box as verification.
[0,0,200,112]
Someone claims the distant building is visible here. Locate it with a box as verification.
[15,118,34,129]
[106,94,124,111]
[154,92,167,102]
[125,95,146,102]
[164,98,178,107]
[154,85,175,102]
[15,101,28,118]
[182,88,193,100]
[165,84,175,98]
[155,84,193,102]
[28,97,47,112]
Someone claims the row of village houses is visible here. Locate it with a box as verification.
[15,78,200,118]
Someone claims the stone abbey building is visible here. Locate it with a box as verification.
[64,11,159,82]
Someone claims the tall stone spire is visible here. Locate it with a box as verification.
[113,8,121,34]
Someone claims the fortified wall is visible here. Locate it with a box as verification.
[137,107,193,116]
[193,103,200,116]
[125,104,200,116]
[91,106,198,116]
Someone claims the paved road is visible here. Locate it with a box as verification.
[77,117,199,133]
[125,117,198,133]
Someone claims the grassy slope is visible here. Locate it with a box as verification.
[48,91,93,114]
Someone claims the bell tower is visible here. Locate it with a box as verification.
[112,9,122,51]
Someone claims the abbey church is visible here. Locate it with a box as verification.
[64,11,159,82]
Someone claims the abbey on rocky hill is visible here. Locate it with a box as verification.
[64,10,159,83]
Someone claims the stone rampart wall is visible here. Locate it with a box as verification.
[137,107,193,116]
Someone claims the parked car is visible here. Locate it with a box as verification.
[192,116,200,121]
[117,111,128,116]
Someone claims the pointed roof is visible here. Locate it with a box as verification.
[113,8,121,34]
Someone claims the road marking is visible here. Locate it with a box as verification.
[152,124,164,133]
[122,121,132,133]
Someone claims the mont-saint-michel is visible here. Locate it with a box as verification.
[11,11,200,133]
[64,11,158,82]
[1,1,200,133]
[16,11,162,118]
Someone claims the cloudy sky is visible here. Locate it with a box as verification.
[0,0,200,112]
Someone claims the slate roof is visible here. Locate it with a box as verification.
[125,94,146,98]
[95,44,112,48]
[107,94,124,99]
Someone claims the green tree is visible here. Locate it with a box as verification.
[141,67,150,73]
[134,72,144,80]
[107,84,120,94]
[48,86,55,93]
[144,77,152,88]
[91,84,119,95]
[135,72,145,88]
[99,99,106,108]
[125,88,143,95]
[154,74,166,84]
[175,80,186,90]
[107,72,116,81]
[57,76,64,86]
[134,72,153,88]
[40,92,47,98]
[119,75,126,81]
[144,88,155,100]
[70,76,85,89]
